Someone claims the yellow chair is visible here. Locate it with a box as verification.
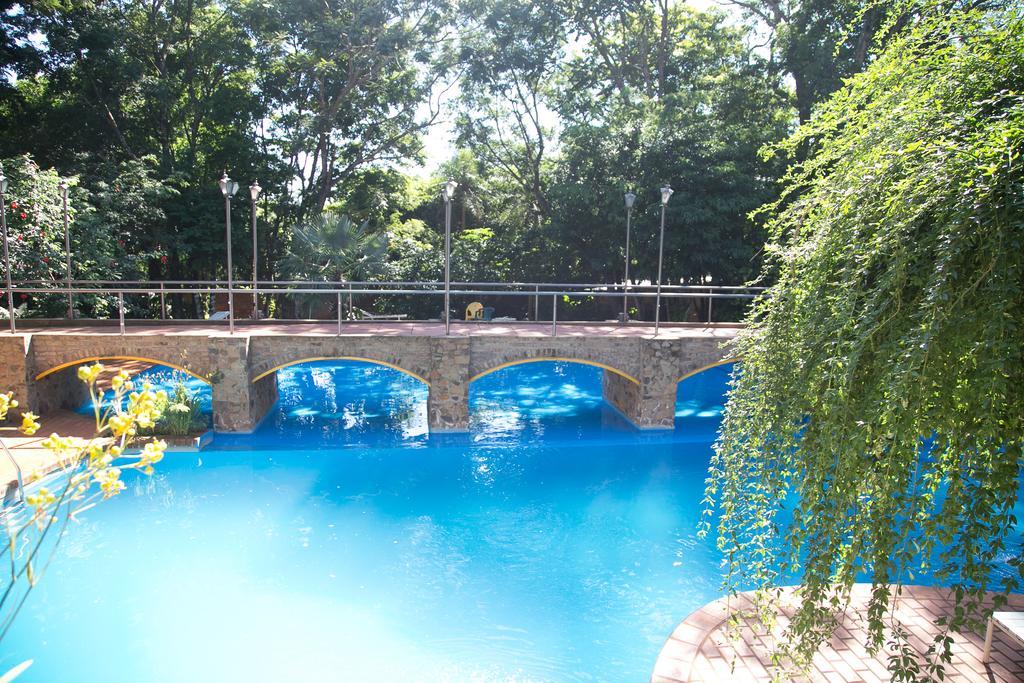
[465,302,484,320]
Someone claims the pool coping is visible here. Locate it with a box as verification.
[652,583,1024,682]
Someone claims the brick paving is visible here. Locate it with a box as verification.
[653,584,1024,682]
[0,410,102,496]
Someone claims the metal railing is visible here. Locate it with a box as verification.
[1,279,764,337]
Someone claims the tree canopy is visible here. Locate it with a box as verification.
[705,2,1024,678]
[0,0,884,323]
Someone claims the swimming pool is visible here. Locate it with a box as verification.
[3,361,733,681]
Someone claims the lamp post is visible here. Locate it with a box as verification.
[60,181,73,319]
[442,179,457,336]
[655,185,673,336]
[623,190,636,322]
[219,172,239,334]
[249,180,262,319]
[0,168,12,333]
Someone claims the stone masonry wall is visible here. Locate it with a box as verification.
[0,329,736,433]
[427,337,470,431]
[468,336,643,381]
[0,335,31,417]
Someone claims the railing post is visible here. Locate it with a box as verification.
[551,294,557,337]
[535,285,540,322]
[118,290,125,335]
[337,291,342,335]
[160,282,166,320]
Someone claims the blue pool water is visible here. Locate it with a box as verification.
[76,365,213,416]
[5,361,734,681]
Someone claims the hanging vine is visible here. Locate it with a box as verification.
[703,3,1024,680]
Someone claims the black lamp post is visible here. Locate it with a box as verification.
[442,179,457,336]
[249,180,262,319]
[655,185,673,335]
[623,190,636,322]
[219,172,240,334]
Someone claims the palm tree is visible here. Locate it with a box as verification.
[284,211,389,317]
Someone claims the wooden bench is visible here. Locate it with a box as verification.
[983,612,1024,662]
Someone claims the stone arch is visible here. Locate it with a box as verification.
[250,356,430,385]
[35,356,213,383]
[676,357,739,384]
[469,357,639,385]
[246,337,435,388]
[468,337,643,387]
[26,334,215,386]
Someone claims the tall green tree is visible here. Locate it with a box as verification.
[706,3,1024,678]
[722,0,887,121]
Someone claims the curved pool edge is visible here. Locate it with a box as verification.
[651,584,1024,682]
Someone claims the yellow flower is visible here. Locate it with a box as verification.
[25,487,57,509]
[94,467,125,497]
[77,363,104,384]
[20,412,41,436]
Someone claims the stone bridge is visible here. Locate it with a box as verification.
[0,323,738,432]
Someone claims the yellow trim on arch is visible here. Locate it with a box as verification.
[250,357,430,386]
[469,357,640,385]
[676,357,739,384]
[35,356,212,383]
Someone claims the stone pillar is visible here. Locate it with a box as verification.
[209,335,277,433]
[602,339,678,429]
[427,337,470,432]
[602,370,642,424]
[0,334,33,417]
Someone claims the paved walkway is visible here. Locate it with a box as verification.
[1,361,152,495]
[653,584,1024,682]
[12,320,740,339]
[0,410,101,496]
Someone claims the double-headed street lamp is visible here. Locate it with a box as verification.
[219,172,240,334]
[442,179,457,336]
[60,181,73,319]
[655,185,673,336]
[249,180,262,318]
[0,168,12,333]
[623,190,636,322]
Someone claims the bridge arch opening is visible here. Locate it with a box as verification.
[469,360,633,436]
[252,357,429,386]
[675,359,738,434]
[249,359,429,443]
[35,356,211,384]
[32,357,212,418]
[469,357,638,385]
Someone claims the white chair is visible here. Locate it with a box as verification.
[982,612,1024,662]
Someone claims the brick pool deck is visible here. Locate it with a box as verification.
[653,584,1024,682]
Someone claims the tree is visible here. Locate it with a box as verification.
[253,0,451,220]
[549,5,791,312]
[722,0,886,122]
[455,0,565,222]
[705,3,1024,679]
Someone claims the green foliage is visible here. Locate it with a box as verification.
[705,4,1023,678]
[285,211,389,282]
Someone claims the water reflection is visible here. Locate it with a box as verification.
[263,361,429,446]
